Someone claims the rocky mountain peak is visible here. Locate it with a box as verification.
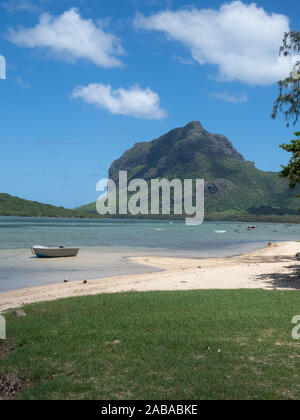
[109,121,245,182]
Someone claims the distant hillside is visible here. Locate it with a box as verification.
[0,193,87,218]
[79,121,300,220]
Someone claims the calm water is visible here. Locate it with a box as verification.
[0,217,299,291]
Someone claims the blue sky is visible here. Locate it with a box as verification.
[0,0,299,208]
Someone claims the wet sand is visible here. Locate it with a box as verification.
[0,247,162,292]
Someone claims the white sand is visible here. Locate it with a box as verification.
[1,241,299,312]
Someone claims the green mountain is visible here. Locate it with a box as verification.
[80,121,300,219]
[0,193,87,218]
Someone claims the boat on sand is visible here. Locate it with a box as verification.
[31,246,79,258]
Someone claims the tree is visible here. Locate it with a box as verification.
[272,31,300,126]
[279,133,300,189]
[272,31,300,194]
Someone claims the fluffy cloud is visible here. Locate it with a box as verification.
[135,1,300,85]
[72,83,167,119]
[7,8,124,68]
[211,91,248,103]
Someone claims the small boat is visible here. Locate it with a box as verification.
[31,245,79,258]
[214,230,226,233]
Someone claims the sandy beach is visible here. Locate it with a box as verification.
[0,241,299,312]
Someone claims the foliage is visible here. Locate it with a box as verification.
[279,132,300,189]
[272,31,300,126]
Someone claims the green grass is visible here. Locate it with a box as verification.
[1,289,300,400]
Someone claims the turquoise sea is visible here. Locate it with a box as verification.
[0,217,299,292]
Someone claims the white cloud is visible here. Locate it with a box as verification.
[7,8,125,68]
[72,83,167,119]
[1,0,40,13]
[211,91,247,103]
[135,1,300,85]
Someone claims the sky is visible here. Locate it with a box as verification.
[0,0,299,208]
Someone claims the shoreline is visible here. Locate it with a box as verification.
[1,241,299,312]
[1,214,300,223]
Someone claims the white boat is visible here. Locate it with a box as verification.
[31,245,79,258]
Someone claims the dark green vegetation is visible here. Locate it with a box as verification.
[1,290,300,400]
[279,133,300,190]
[0,193,91,218]
[80,121,300,219]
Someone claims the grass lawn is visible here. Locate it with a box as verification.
[1,289,300,400]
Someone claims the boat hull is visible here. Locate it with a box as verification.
[32,247,79,258]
